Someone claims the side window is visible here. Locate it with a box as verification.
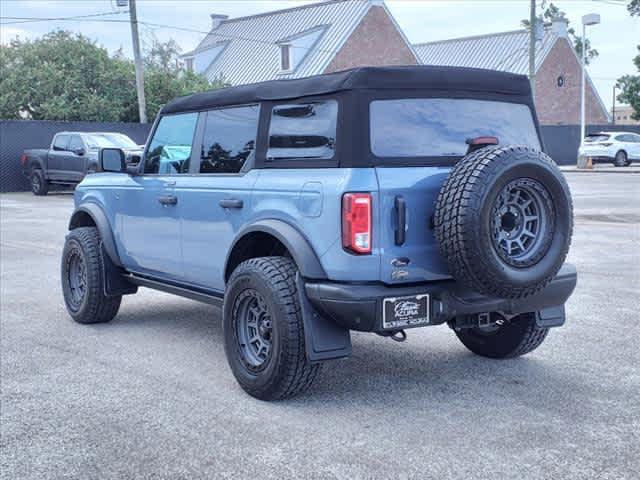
[53,134,70,151]
[616,134,630,142]
[199,105,259,174]
[68,135,84,153]
[267,100,337,161]
[631,134,640,143]
[144,113,198,174]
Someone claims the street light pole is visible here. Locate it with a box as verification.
[580,13,600,149]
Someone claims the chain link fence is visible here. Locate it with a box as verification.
[0,120,151,192]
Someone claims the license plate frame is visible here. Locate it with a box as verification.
[382,293,430,330]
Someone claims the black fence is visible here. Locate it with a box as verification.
[1,120,639,192]
[0,120,151,192]
[540,124,640,167]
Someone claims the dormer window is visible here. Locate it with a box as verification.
[280,44,292,72]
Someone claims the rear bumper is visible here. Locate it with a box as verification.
[305,264,577,332]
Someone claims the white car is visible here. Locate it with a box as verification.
[578,131,640,167]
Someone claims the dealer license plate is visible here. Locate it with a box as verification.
[382,294,430,330]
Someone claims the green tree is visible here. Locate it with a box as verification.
[142,35,227,120]
[0,30,222,122]
[522,2,599,65]
[0,31,136,121]
[615,2,640,119]
[616,46,640,120]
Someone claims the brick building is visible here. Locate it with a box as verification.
[183,1,608,126]
[181,0,418,85]
[413,18,609,125]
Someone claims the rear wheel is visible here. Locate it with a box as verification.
[30,169,49,196]
[455,313,549,358]
[223,257,321,400]
[613,150,628,167]
[61,227,121,324]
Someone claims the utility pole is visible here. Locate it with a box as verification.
[612,85,617,125]
[528,0,536,99]
[129,0,147,123]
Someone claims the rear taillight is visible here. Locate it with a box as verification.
[20,154,27,166]
[601,142,613,146]
[342,193,372,254]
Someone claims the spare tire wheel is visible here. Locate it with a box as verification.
[434,145,573,299]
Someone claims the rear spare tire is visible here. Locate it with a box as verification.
[434,145,572,299]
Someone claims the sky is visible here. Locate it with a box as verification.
[1,0,637,109]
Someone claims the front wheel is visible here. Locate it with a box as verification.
[61,227,121,324]
[223,257,321,400]
[454,313,549,358]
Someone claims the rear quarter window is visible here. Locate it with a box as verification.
[266,100,337,161]
[370,98,541,158]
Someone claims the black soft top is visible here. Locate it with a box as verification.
[161,65,531,114]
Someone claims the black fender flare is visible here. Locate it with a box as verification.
[28,157,46,174]
[225,219,327,281]
[68,204,122,267]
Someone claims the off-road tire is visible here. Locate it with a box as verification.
[30,169,49,196]
[434,145,573,299]
[455,313,549,358]
[613,150,628,167]
[61,227,121,324]
[223,257,321,400]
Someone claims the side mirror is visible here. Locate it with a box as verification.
[74,147,86,156]
[100,148,126,173]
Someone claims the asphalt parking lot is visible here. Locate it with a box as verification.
[1,173,639,480]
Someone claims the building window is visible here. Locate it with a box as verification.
[280,44,291,71]
[557,75,565,87]
[184,57,194,72]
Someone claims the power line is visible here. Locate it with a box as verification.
[0,11,129,26]
[0,16,343,56]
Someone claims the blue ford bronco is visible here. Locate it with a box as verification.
[61,66,577,400]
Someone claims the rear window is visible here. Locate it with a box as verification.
[585,134,610,143]
[370,98,540,158]
[267,100,337,161]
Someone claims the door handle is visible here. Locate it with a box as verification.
[158,195,178,206]
[394,195,406,246]
[219,198,243,209]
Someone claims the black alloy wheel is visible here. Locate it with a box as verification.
[233,288,273,371]
[491,178,555,268]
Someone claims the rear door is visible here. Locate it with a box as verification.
[47,134,70,179]
[369,97,543,284]
[179,105,261,291]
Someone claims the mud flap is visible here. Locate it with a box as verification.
[102,244,138,297]
[295,273,352,362]
[535,305,566,328]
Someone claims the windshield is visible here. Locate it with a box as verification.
[85,133,138,149]
[370,98,541,158]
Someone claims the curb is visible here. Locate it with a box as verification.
[560,168,640,174]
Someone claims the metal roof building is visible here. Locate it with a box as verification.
[413,18,609,124]
[413,28,558,76]
[182,0,417,86]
